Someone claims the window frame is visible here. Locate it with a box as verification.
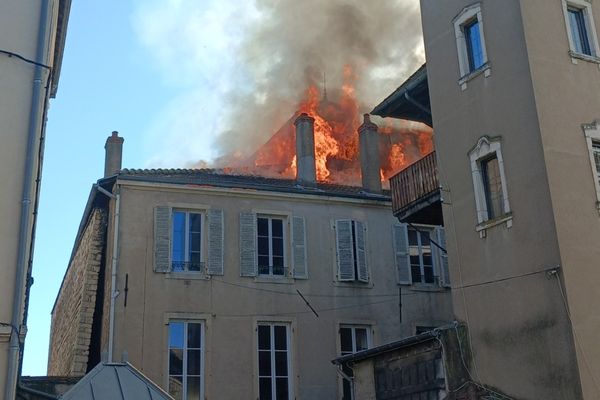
[256,322,293,400]
[171,209,205,273]
[562,0,600,62]
[338,324,372,400]
[583,120,600,210]
[453,3,490,85]
[167,320,205,400]
[407,227,436,285]
[334,219,369,284]
[468,136,512,236]
[256,214,288,277]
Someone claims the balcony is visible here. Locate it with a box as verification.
[390,151,442,223]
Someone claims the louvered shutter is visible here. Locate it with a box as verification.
[292,216,308,279]
[154,206,171,273]
[393,223,411,285]
[435,226,451,287]
[335,220,355,281]
[207,209,224,275]
[355,221,369,282]
[239,212,257,277]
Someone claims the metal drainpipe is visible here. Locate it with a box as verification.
[5,0,50,398]
[105,188,121,363]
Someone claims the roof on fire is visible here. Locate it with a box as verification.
[371,63,431,127]
[114,168,392,201]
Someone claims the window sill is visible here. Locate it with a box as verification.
[476,213,513,238]
[569,50,600,67]
[254,276,294,284]
[458,63,491,91]
[0,325,11,342]
[334,280,373,289]
[407,284,447,292]
[165,272,209,280]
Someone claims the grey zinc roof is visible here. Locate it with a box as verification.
[115,168,391,201]
[59,362,172,400]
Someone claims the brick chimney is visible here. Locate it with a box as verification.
[359,114,382,193]
[294,113,317,185]
[104,131,124,178]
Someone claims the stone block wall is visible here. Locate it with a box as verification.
[47,208,107,376]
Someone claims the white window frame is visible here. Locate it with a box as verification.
[453,3,490,88]
[256,322,293,400]
[583,120,600,210]
[468,136,512,236]
[167,320,205,400]
[256,214,288,277]
[171,209,205,273]
[338,325,372,400]
[407,226,436,285]
[334,219,370,284]
[562,0,600,64]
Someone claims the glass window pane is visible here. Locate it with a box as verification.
[169,323,184,348]
[420,231,430,246]
[258,256,270,268]
[258,217,269,236]
[275,378,289,400]
[465,19,484,70]
[188,323,202,348]
[258,326,271,350]
[408,229,418,246]
[259,351,272,376]
[272,238,284,256]
[258,237,269,256]
[412,265,422,283]
[482,156,504,219]
[258,264,270,275]
[168,376,183,400]
[272,256,284,268]
[274,326,287,350]
[424,266,435,284]
[187,377,201,400]
[340,328,352,353]
[189,213,202,232]
[169,349,183,375]
[259,377,273,400]
[172,212,186,263]
[275,351,288,376]
[422,253,433,267]
[189,232,201,252]
[187,349,201,376]
[271,219,283,237]
[355,328,369,351]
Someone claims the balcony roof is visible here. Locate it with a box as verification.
[371,63,431,127]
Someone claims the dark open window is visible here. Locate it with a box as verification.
[481,154,504,220]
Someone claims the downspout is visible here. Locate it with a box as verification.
[97,185,120,363]
[5,1,50,399]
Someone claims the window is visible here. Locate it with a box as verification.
[592,141,600,186]
[258,323,292,400]
[335,220,368,283]
[468,136,511,232]
[454,3,489,80]
[408,228,434,284]
[168,321,204,400]
[583,120,600,209]
[257,216,285,276]
[563,0,599,59]
[339,326,370,400]
[172,211,203,272]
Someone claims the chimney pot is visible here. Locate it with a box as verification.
[104,131,124,178]
[294,113,317,185]
[359,114,382,193]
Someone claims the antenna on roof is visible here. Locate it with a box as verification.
[322,71,328,101]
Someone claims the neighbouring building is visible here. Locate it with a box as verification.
[369,0,600,398]
[48,113,453,399]
[0,0,71,398]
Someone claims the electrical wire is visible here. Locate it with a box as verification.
[0,49,51,70]
[451,266,558,290]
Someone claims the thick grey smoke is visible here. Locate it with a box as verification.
[213,0,425,165]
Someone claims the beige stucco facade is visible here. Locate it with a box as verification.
[50,171,454,398]
[421,0,600,398]
[0,0,69,397]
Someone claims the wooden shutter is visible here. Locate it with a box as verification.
[239,212,257,277]
[435,226,451,288]
[292,216,308,279]
[355,221,369,282]
[207,208,224,275]
[154,206,171,273]
[393,223,411,285]
[335,220,355,281]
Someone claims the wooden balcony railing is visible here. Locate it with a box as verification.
[390,151,440,217]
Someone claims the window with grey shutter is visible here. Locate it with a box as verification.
[292,216,308,279]
[154,206,171,273]
[355,221,368,282]
[435,226,450,287]
[207,208,224,275]
[336,220,355,281]
[393,223,411,285]
[240,212,257,277]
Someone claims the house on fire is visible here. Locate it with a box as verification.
[47,113,452,400]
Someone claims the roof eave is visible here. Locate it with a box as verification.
[49,0,72,98]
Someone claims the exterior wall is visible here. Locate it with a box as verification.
[48,209,106,376]
[0,0,61,395]
[518,2,600,399]
[352,359,375,400]
[102,181,453,399]
[421,0,583,398]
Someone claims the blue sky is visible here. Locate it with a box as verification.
[22,0,423,375]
